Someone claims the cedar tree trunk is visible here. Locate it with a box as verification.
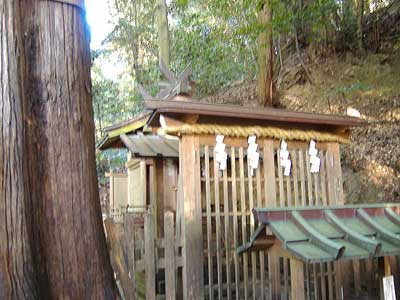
[19,1,118,298]
[257,0,275,107]
[0,1,38,298]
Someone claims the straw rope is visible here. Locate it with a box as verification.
[162,124,350,144]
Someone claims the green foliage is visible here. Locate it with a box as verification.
[170,1,259,96]
[92,51,140,179]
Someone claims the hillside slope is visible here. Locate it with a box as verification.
[203,49,400,203]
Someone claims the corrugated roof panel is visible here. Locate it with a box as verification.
[374,216,400,233]
[342,218,376,236]
[308,219,344,239]
[270,221,308,242]
[288,242,332,262]
[120,134,179,158]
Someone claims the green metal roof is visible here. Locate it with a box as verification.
[238,204,400,263]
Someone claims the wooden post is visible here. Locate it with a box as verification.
[263,140,281,300]
[165,211,176,300]
[327,143,344,204]
[145,213,156,300]
[124,214,136,296]
[180,135,204,300]
[353,260,361,297]
[290,259,306,300]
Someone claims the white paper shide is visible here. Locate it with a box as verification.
[280,139,291,177]
[215,135,227,171]
[309,139,321,173]
[247,135,260,176]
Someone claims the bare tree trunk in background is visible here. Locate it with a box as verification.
[357,0,365,53]
[0,1,39,298]
[11,1,117,298]
[257,0,275,107]
[156,0,170,67]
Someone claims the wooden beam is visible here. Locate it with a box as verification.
[290,259,306,300]
[180,135,204,300]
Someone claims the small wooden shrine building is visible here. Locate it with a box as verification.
[99,98,399,300]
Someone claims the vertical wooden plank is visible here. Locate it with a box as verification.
[305,152,313,206]
[205,146,214,300]
[213,147,223,300]
[223,161,232,300]
[149,161,158,237]
[124,214,136,297]
[325,145,335,204]
[330,143,344,204]
[334,262,343,300]
[181,135,204,300]
[314,172,320,206]
[156,159,164,237]
[231,147,240,300]
[263,140,277,207]
[327,262,334,300]
[298,150,307,206]
[352,260,361,297]
[389,256,399,296]
[283,259,289,300]
[163,159,178,213]
[292,151,299,207]
[313,264,320,300]
[263,141,280,300]
[365,259,374,296]
[320,152,328,206]
[256,165,265,300]
[165,211,176,300]
[277,149,285,207]
[290,260,306,300]
[144,213,156,300]
[239,147,249,300]
[320,263,327,300]
[247,154,257,300]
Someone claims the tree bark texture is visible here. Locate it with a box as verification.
[2,0,119,299]
[0,1,39,299]
[257,0,275,107]
[156,0,170,67]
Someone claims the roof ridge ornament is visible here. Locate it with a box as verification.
[139,60,193,101]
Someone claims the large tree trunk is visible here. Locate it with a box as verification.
[156,0,170,67]
[257,0,275,107]
[0,1,38,298]
[19,1,118,298]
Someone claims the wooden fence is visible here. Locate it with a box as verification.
[107,211,183,300]
[197,138,343,300]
